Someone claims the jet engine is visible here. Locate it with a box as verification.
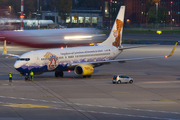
[74,64,94,76]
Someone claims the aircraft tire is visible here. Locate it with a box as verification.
[25,76,29,80]
[55,72,59,77]
[59,71,63,77]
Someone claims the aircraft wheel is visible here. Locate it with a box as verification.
[25,76,29,80]
[55,72,59,77]
[59,71,63,77]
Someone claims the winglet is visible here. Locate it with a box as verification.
[167,42,178,57]
[2,40,7,55]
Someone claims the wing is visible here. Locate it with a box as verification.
[2,40,20,58]
[118,45,147,50]
[68,42,178,67]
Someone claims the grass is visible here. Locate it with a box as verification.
[101,29,180,35]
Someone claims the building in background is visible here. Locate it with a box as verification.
[41,9,102,28]
[101,0,180,27]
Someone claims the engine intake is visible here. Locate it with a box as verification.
[74,64,94,76]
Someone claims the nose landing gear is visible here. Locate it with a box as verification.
[25,76,29,80]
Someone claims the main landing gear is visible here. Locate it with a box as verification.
[83,75,91,78]
[55,71,63,77]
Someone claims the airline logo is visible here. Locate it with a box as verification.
[84,67,93,71]
[112,19,123,47]
[44,52,59,70]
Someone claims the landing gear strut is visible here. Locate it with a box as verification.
[55,71,63,77]
[83,75,91,78]
[25,76,29,80]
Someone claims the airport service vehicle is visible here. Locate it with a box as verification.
[112,75,133,84]
[2,6,178,80]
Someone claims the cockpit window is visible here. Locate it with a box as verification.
[17,58,30,61]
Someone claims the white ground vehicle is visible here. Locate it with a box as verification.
[112,75,133,84]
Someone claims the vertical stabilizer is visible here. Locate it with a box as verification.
[3,40,7,55]
[100,6,125,47]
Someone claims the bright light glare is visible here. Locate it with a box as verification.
[14,30,24,31]
[164,55,168,58]
[64,36,92,40]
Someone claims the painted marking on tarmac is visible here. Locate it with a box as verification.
[1,102,177,120]
[142,81,180,84]
[2,84,9,86]
[153,99,180,101]
[0,95,180,116]
[0,103,49,108]
[112,91,128,93]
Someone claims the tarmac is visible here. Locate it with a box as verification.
[0,44,180,120]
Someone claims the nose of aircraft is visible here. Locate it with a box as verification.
[14,61,21,69]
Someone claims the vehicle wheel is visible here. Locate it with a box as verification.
[55,72,59,77]
[83,76,87,78]
[87,75,91,78]
[113,82,116,84]
[117,80,121,84]
[129,80,133,84]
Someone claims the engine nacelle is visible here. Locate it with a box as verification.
[74,64,94,76]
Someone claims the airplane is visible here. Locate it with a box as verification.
[2,6,178,80]
[0,28,106,48]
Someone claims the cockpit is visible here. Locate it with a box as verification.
[17,58,30,61]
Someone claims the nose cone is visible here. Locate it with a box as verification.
[14,61,22,69]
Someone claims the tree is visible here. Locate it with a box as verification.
[24,0,35,18]
[0,0,35,18]
[147,6,168,23]
[76,0,102,9]
[145,0,160,22]
[58,0,72,24]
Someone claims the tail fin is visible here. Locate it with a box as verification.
[100,6,125,47]
[2,40,7,55]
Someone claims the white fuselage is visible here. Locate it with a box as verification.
[14,45,122,75]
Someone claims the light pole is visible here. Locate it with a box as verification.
[110,0,112,29]
[171,1,173,31]
[155,2,158,29]
[20,0,24,30]
[37,0,40,29]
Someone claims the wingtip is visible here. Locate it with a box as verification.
[168,42,178,57]
[3,40,7,55]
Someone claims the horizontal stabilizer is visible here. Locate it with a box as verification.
[2,40,20,58]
